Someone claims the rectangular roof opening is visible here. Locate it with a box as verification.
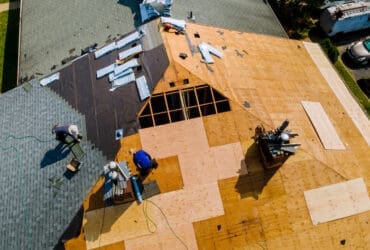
[138,84,231,128]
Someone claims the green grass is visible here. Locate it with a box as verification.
[0,9,19,92]
[334,60,370,117]
[0,0,18,4]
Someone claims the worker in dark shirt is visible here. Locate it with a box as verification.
[52,124,82,143]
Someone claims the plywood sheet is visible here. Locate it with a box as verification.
[301,101,345,150]
[139,118,209,159]
[211,142,248,179]
[143,156,184,193]
[202,112,240,147]
[304,178,370,225]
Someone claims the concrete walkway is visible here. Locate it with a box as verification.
[0,1,20,13]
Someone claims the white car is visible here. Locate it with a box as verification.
[346,37,370,65]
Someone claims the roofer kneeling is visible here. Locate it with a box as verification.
[52,124,83,143]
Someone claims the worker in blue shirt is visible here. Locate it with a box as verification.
[133,149,158,175]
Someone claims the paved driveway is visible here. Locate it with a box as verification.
[332,30,370,81]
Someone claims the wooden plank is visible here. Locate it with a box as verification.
[301,101,345,150]
[304,178,370,225]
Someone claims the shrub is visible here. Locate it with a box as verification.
[320,39,339,63]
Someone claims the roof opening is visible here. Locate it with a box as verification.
[138,84,230,128]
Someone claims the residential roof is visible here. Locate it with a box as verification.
[79,22,370,249]
[18,0,286,82]
[0,80,108,249]
[5,12,368,250]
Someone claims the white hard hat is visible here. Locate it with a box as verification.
[280,132,290,142]
[109,171,118,180]
[69,125,79,134]
[109,161,116,170]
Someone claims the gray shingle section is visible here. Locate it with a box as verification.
[0,80,107,249]
[19,0,140,80]
[19,0,286,81]
[171,0,287,37]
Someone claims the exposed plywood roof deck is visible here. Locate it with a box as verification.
[301,101,346,150]
[78,23,369,249]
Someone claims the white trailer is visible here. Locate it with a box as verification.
[320,1,370,36]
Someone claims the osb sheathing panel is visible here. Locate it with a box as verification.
[304,178,370,225]
[143,156,184,193]
[139,118,209,159]
[202,111,240,147]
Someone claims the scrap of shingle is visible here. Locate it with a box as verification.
[94,42,117,59]
[114,59,139,76]
[109,68,134,82]
[136,75,150,101]
[110,73,136,92]
[161,16,186,31]
[116,31,142,50]
[118,44,143,60]
[96,64,116,79]
[40,72,60,86]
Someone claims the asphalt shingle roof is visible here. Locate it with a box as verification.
[0,80,107,249]
[19,0,286,82]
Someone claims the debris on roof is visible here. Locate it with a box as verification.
[136,75,150,101]
[179,52,188,59]
[116,31,142,50]
[108,68,134,83]
[96,63,116,79]
[39,72,60,86]
[94,42,116,59]
[110,73,136,92]
[140,0,173,23]
[114,58,139,75]
[118,44,143,60]
[95,31,143,59]
[161,16,186,32]
[198,42,223,64]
